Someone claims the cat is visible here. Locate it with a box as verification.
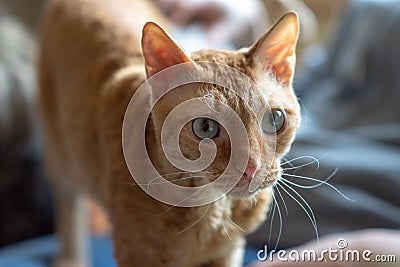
[39,0,300,266]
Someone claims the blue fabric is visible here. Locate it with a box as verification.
[0,236,259,267]
[0,236,115,267]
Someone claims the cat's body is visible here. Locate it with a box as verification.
[39,1,300,266]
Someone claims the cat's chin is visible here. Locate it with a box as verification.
[227,188,260,198]
[223,177,276,199]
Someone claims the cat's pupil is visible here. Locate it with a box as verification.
[202,120,211,132]
[192,118,219,139]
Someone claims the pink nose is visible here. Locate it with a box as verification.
[243,160,260,181]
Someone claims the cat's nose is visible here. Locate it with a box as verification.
[243,159,260,181]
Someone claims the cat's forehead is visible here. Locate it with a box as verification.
[190,49,269,112]
[191,49,251,76]
[190,49,296,109]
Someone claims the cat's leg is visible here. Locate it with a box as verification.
[202,239,245,267]
[53,186,90,267]
[111,205,169,267]
[110,189,190,267]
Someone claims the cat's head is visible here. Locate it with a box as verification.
[141,12,300,199]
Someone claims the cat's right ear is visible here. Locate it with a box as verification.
[248,11,300,87]
[141,22,195,79]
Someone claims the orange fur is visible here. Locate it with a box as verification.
[39,1,300,266]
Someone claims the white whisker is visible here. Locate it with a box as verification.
[215,201,232,240]
[268,201,276,246]
[177,205,210,235]
[283,167,338,189]
[221,219,232,240]
[280,155,321,169]
[146,175,209,192]
[248,198,253,209]
[282,159,319,171]
[189,188,220,201]
[278,180,323,250]
[282,170,353,201]
[226,215,245,233]
[281,157,295,168]
[158,187,208,217]
[274,185,288,215]
[271,190,283,250]
[155,205,175,217]
[281,153,332,172]
[252,196,257,206]
[278,180,317,227]
[277,181,319,243]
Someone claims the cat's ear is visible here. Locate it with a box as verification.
[141,22,195,79]
[248,11,299,86]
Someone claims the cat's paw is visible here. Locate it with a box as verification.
[53,258,89,267]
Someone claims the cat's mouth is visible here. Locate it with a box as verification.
[212,170,279,198]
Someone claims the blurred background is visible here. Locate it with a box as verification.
[0,0,399,266]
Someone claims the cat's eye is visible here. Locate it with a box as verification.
[192,117,220,139]
[262,109,286,134]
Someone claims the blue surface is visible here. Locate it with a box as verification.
[0,235,259,267]
[0,236,115,267]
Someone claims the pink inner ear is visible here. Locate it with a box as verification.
[255,41,296,86]
[249,12,299,86]
[144,46,170,76]
[142,23,193,78]
[151,46,184,71]
[144,42,192,78]
[268,59,293,86]
[142,23,197,99]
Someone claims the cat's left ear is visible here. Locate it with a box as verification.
[248,11,299,87]
[141,22,195,79]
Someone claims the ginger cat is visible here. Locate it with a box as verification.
[39,0,300,266]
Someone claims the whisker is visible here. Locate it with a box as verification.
[281,156,295,168]
[123,176,207,189]
[121,181,140,187]
[177,204,210,235]
[282,170,353,201]
[154,205,175,217]
[274,185,288,215]
[226,215,245,233]
[159,175,209,185]
[271,190,283,250]
[268,201,276,246]
[150,170,210,181]
[281,153,332,173]
[221,219,232,240]
[252,196,257,206]
[282,158,319,171]
[146,175,209,192]
[145,171,204,182]
[280,155,321,169]
[248,198,253,209]
[283,167,338,189]
[277,180,319,245]
[215,201,232,240]
[156,186,209,217]
[188,188,221,201]
[121,171,211,188]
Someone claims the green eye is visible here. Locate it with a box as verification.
[262,109,286,134]
[192,117,220,139]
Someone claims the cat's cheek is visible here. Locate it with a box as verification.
[274,130,297,156]
[257,166,274,186]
